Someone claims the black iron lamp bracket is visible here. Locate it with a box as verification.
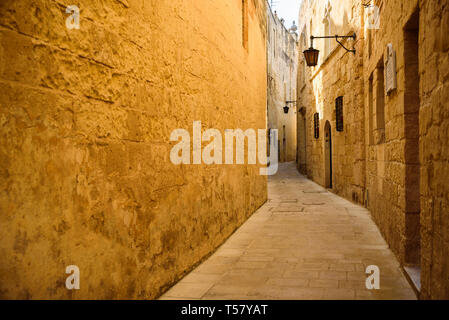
[283,101,297,114]
[310,32,356,54]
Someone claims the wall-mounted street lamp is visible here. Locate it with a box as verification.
[284,101,297,114]
[303,33,356,67]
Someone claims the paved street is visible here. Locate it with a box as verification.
[160,162,416,300]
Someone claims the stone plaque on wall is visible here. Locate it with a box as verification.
[384,43,397,95]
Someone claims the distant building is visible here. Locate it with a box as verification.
[267,6,299,163]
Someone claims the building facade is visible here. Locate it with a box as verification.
[296,0,365,199]
[297,0,449,299]
[0,0,268,299]
[267,6,298,163]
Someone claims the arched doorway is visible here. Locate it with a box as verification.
[324,120,332,189]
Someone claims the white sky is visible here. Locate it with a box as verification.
[270,0,303,29]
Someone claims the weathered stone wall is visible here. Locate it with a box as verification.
[0,0,268,299]
[364,0,449,299]
[419,0,449,297]
[298,0,449,299]
[296,0,365,203]
[267,7,298,163]
[364,0,418,273]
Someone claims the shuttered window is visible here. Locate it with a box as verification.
[336,96,344,132]
[314,113,319,139]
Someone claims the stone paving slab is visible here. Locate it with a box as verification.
[160,162,416,300]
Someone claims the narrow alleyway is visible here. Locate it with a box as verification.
[161,162,416,300]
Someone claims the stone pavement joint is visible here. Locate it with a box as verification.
[160,162,416,300]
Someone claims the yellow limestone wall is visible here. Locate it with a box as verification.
[267,9,298,163]
[0,0,267,299]
[297,0,449,299]
[362,0,449,299]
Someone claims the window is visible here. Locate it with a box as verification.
[336,96,343,131]
[375,59,385,144]
[314,113,320,139]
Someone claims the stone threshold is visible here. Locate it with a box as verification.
[403,265,421,298]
